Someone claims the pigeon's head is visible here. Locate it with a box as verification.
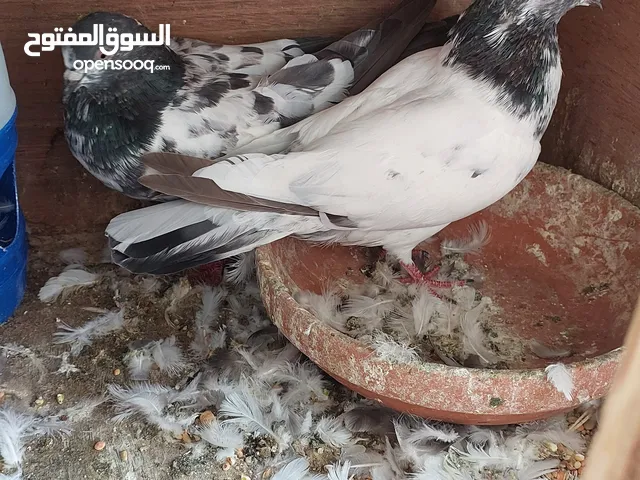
[501,0,602,24]
[61,12,180,81]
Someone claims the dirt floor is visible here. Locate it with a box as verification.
[0,233,598,480]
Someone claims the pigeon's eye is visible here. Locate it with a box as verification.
[100,53,107,59]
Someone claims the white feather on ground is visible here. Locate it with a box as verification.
[54,308,126,356]
[405,421,460,444]
[107,377,200,435]
[545,363,574,400]
[150,336,188,375]
[224,252,256,284]
[191,287,227,359]
[198,421,244,461]
[272,457,311,480]
[314,416,353,448]
[38,268,100,303]
[0,406,70,472]
[516,459,560,480]
[125,349,154,381]
[441,221,491,255]
[326,461,353,480]
[218,390,281,444]
[36,248,596,479]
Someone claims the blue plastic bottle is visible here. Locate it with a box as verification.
[0,42,28,323]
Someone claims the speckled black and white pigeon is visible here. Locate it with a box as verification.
[62,1,447,201]
[106,0,602,284]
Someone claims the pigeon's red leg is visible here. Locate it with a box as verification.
[188,260,226,286]
[399,262,466,289]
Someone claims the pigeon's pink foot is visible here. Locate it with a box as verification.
[188,260,226,286]
[399,262,467,294]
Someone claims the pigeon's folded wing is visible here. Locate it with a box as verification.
[171,37,312,77]
[140,91,539,233]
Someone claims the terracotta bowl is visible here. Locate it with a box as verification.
[255,163,640,425]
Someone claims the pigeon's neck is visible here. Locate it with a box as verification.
[444,10,562,139]
[63,60,185,192]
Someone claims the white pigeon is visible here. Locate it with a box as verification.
[106,0,602,288]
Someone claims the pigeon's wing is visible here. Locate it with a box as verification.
[171,37,315,77]
[140,88,539,233]
[249,0,440,126]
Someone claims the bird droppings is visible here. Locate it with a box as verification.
[0,235,602,479]
[526,243,548,266]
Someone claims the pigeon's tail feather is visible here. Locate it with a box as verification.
[106,201,290,275]
[328,0,439,95]
[254,0,443,124]
[398,15,458,62]
[292,36,339,54]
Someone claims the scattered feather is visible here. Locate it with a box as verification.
[218,390,280,443]
[342,295,394,320]
[0,407,70,470]
[460,299,498,366]
[530,340,571,359]
[326,461,353,480]
[54,309,126,355]
[38,268,99,303]
[191,287,227,359]
[224,252,256,285]
[272,457,310,480]
[517,459,559,480]
[107,377,200,434]
[441,221,491,255]
[198,421,245,461]
[296,290,347,333]
[405,421,460,444]
[545,364,574,400]
[150,336,188,375]
[411,289,441,337]
[370,332,420,364]
[125,349,154,381]
[524,425,586,452]
[315,416,352,448]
